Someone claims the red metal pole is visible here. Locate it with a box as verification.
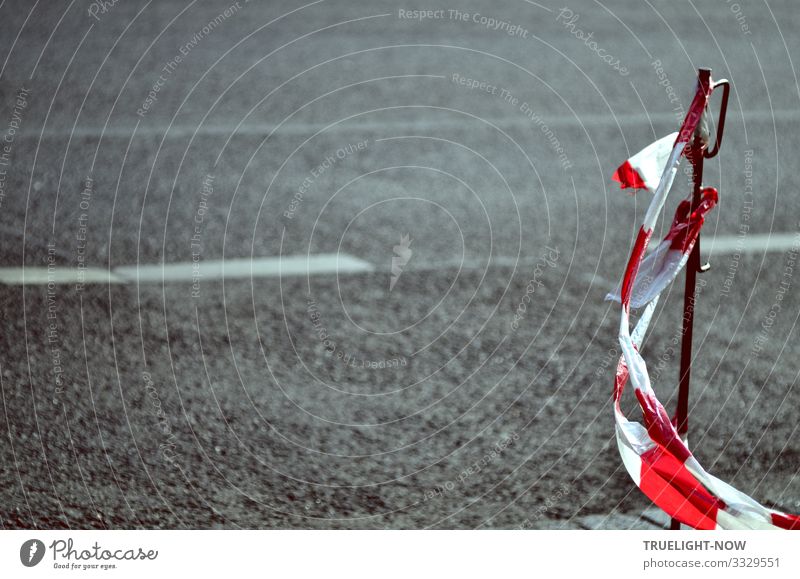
[670,67,730,529]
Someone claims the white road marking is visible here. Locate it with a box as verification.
[0,254,374,286]
[114,254,374,283]
[701,232,800,255]
[2,234,797,286]
[583,234,800,292]
[0,267,125,285]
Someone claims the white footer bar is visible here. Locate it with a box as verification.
[1,530,797,578]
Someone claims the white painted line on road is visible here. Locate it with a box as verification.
[581,234,800,293]
[3,234,797,286]
[701,233,800,255]
[0,267,125,285]
[19,109,800,140]
[114,254,374,283]
[0,254,373,286]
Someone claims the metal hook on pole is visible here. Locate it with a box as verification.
[704,77,731,160]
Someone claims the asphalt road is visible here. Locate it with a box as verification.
[1,0,800,529]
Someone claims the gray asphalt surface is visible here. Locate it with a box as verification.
[1,0,800,529]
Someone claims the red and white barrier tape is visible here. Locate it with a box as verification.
[608,76,800,530]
